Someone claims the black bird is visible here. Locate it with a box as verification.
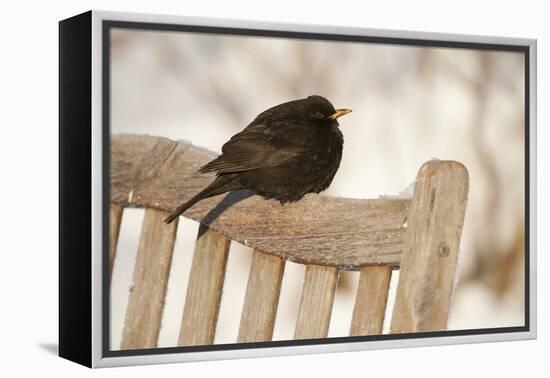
[164,95,351,224]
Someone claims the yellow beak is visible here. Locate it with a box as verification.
[328,108,352,120]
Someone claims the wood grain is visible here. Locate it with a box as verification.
[391,160,469,333]
[178,225,230,346]
[350,266,392,336]
[120,208,178,350]
[109,203,124,276]
[238,251,285,343]
[294,265,338,339]
[111,134,410,269]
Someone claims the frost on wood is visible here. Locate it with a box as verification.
[391,160,469,333]
[111,134,418,269]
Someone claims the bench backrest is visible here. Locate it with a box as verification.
[110,134,469,349]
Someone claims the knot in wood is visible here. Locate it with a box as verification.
[438,243,450,257]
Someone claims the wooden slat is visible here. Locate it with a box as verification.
[294,265,338,339]
[391,160,469,333]
[238,251,285,343]
[110,134,410,269]
[109,203,124,276]
[178,225,230,346]
[120,208,178,349]
[350,266,392,336]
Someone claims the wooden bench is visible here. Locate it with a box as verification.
[110,134,469,350]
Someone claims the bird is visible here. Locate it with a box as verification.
[164,95,351,224]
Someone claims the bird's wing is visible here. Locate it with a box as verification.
[198,124,306,174]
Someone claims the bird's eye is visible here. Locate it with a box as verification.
[312,112,324,119]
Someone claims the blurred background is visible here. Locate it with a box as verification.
[109,28,525,350]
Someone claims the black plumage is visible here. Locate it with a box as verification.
[164,95,351,224]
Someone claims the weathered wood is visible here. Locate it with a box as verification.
[109,203,124,276]
[110,134,410,269]
[391,160,469,333]
[294,265,338,339]
[350,266,392,336]
[120,208,178,349]
[178,225,230,346]
[238,251,285,343]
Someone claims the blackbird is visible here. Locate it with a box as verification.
[164,95,351,224]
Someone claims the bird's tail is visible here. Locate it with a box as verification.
[163,190,208,224]
[164,175,238,224]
